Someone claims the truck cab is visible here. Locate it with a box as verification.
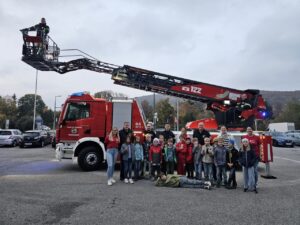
[55,92,145,171]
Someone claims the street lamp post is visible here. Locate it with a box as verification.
[33,70,38,130]
[53,95,61,130]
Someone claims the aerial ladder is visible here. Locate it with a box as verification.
[20,30,272,129]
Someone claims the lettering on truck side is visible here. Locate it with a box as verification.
[182,86,202,94]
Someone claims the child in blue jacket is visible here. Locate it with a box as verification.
[164,138,176,175]
[133,135,144,181]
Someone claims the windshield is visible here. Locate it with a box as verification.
[25,132,40,137]
[0,131,12,135]
[65,102,90,121]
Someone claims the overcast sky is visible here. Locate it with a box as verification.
[0,0,300,109]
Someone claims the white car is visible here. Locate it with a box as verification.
[0,129,23,147]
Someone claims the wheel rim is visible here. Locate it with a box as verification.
[41,141,44,147]
[85,153,98,166]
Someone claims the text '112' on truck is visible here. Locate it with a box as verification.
[20,24,273,171]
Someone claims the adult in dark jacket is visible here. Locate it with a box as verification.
[21,18,50,56]
[193,122,211,145]
[161,123,175,141]
[143,122,156,141]
[239,138,257,193]
[226,140,239,189]
[22,18,50,38]
[119,122,133,181]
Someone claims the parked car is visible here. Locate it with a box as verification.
[0,129,23,147]
[269,132,294,147]
[20,130,51,148]
[48,130,56,148]
[285,133,300,146]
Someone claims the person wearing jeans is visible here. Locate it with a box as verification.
[142,134,152,179]
[239,138,257,193]
[121,136,135,184]
[214,138,227,187]
[242,127,261,187]
[133,136,144,180]
[192,138,202,180]
[104,128,120,186]
[202,137,214,181]
[226,140,239,189]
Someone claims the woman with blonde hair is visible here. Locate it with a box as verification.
[104,127,120,186]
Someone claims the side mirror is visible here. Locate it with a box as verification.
[60,119,66,125]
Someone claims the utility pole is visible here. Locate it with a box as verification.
[33,69,38,130]
[176,98,179,131]
[53,95,61,130]
[153,93,156,130]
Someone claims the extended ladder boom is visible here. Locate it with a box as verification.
[20,31,271,128]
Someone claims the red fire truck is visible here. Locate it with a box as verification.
[20,30,273,171]
[54,92,146,170]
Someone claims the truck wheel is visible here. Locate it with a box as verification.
[78,146,102,171]
[12,141,17,147]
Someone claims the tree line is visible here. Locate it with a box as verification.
[0,94,57,131]
[1,91,299,131]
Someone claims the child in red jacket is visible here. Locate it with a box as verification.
[185,137,194,178]
[149,138,162,180]
[176,135,187,175]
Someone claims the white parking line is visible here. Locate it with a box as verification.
[274,156,300,164]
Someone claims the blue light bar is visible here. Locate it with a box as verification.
[71,91,86,97]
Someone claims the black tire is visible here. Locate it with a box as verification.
[19,144,24,148]
[12,141,17,147]
[78,146,102,171]
[272,140,278,147]
[40,140,45,148]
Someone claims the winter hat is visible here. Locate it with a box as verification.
[153,138,160,144]
[229,139,235,145]
[213,137,219,143]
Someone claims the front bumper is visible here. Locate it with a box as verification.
[22,140,41,147]
[55,142,75,160]
[0,139,13,146]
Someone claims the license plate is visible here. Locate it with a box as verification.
[286,143,292,145]
[25,143,32,146]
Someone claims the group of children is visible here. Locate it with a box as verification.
[119,132,257,193]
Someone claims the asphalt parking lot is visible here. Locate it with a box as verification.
[0,145,299,225]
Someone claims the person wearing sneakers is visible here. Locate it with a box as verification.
[239,138,257,193]
[155,173,211,190]
[133,135,144,181]
[120,136,135,184]
[242,127,261,188]
[104,127,120,186]
[149,138,163,180]
[176,135,187,175]
[185,137,194,179]
[226,139,239,189]
[201,137,214,182]
[164,138,176,175]
[142,134,152,178]
[214,138,227,188]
